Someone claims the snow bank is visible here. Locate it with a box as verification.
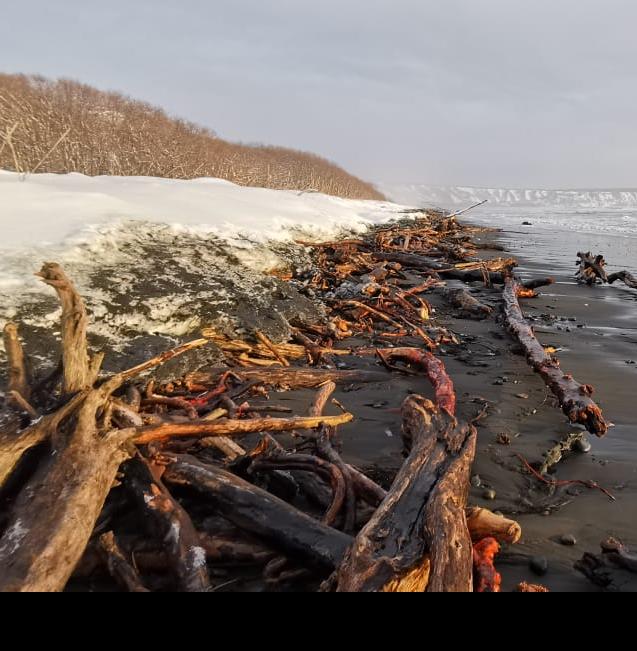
[1,171,402,251]
[0,172,408,368]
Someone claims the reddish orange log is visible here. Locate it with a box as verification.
[376,348,456,415]
[503,277,608,437]
[473,538,502,593]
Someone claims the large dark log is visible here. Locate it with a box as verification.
[608,270,637,289]
[123,458,210,592]
[162,454,352,571]
[503,277,608,437]
[336,396,477,592]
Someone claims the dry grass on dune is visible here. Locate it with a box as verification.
[0,73,384,201]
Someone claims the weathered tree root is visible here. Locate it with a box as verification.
[576,252,608,285]
[503,277,608,437]
[36,263,98,393]
[336,396,477,592]
[608,270,637,290]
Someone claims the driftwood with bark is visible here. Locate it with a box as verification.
[503,276,608,437]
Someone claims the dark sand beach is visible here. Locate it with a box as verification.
[268,220,637,592]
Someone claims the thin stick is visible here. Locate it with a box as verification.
[134,413,354,445]
[516,454,615,502]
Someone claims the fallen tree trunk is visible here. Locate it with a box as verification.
[503,277,608,437]
[162,454,352,571]
[187,367,388,390]
[608,270,637,290]
[336,396,477,592]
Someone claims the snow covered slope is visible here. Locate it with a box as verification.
[0,172,408,370]
[380,184,637,211]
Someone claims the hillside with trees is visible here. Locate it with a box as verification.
[0,74,384,200]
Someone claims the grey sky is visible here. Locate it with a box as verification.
[2,1,636,188]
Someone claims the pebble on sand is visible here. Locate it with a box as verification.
[530,556,549,576]
[483,488,496,501]
[560,534,577,547]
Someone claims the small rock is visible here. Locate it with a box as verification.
[483,488,497,501]
[471,475,482,488]
[516,393,530,400]
[530,556,549,576]
[493,379,504,386]
[522,221,533,226]
[575,436,592,454]
[560,534,577,547]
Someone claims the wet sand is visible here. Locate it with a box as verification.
[273,225,637,591]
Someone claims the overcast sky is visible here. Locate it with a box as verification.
[2,1,636,188]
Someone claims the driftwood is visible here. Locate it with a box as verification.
[336,396,477,592]
[0,384,133,592]
[503,277,608,437]
[0,391,87,489]
[576,538,637,590]
[3,323,31,403]
[123,458,210,592]
[377,348,456,415]
[473,538,502,593]
[98,532,150,593]
[134,413,353,446]
[187,367,387,390]
[36,263,97,393]
[608,270,637,290]
[466,507,521,544]
[442,288,493,319]
[162,454,352,571]
[576,252,608,285]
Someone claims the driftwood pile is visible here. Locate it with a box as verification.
[576,251,637,290]
[0,210,610,592]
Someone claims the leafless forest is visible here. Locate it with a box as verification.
[0,74,384,200]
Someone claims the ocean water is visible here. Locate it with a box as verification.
[469,207,637,274]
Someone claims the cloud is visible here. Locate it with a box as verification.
[2,0,636,187]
